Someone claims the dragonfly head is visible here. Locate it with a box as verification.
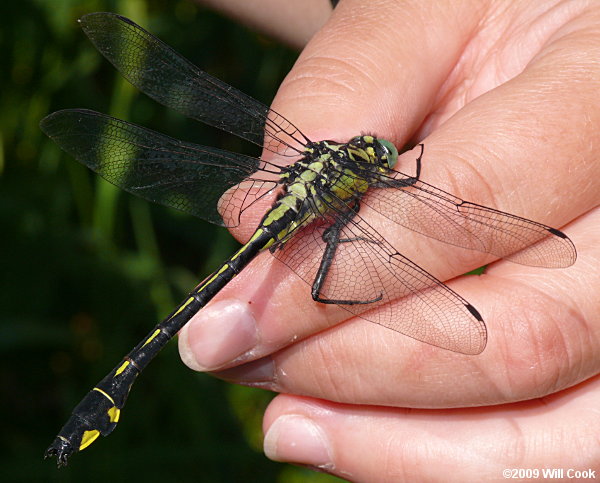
[347,136,399,170]
[375,138,398,169]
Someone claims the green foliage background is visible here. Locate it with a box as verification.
[0,0,341,481]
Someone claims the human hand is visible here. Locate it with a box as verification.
[180,0,600,479]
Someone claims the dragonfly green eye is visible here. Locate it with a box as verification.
[378,139,398,168]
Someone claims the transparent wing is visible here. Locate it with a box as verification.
[365,171,576,268]
[79,12,309,157]
[40,109,278,227]
[273,206,487,355]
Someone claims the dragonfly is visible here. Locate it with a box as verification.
[41,12,577,467]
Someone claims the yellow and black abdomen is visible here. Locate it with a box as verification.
[44,223,279,465]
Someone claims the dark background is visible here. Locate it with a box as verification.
[1,0,341,481]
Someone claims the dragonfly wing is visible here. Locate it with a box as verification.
[366,172,576,268]
[273,208,487,355]
[79,13,309,158]
[40,109,278,227]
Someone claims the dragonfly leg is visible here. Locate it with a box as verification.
[374,143,424,189]
[413,143,424,181]
[311,199,383,305]
[402,143,424,186]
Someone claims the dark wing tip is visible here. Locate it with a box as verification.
[465,303,483,322]
[39,109,85,140]
[547,226,577,267]
[39,110,70,140]
[465,303,487,355]
[547,226,567,239]
[79,11,123,22]
[39,112,56,133]
[79,12,134,32]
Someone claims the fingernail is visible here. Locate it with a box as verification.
[179,299,257,371]
[213,357,276,387]
[264,415,333,468]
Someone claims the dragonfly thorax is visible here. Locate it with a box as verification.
[260,135,398,247]
[281,135,397,189]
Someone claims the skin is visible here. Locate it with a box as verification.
[181,0,600,480]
